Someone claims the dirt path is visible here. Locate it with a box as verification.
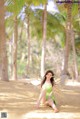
[0,79,80,119]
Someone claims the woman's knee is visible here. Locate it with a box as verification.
[47,98,53,105]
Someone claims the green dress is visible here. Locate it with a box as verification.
[42,83,56,104]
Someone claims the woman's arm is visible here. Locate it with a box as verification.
[36,88,46,108]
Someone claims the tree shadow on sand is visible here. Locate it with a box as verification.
[0,80,80,119]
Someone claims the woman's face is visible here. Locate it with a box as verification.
[46,72,53,79]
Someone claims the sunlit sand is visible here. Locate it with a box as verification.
[0,79,80,119]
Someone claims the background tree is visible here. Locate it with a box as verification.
[0,0,8,81]
[12,15,18,80]
[62,2,72,76]
[3,0,80,80]
[41,3,47,77]
[6,0,25,80]
[56,1,79,79]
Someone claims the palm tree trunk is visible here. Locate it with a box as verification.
[41,4,47,78]
[12,16,18,80]
[26,13,31,76]
[61,3,72,76]
[0,0,8,81]
[71,30,78,80]
[78,0,80,36]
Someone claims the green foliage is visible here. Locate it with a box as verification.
[6,0,25,16]
[17,60,26,77]
[75,37,80,54]
[77,56,80,74]
[72,3,78,17]
[73,19,80,32]
[5,16,14,40]
[30,9,65,44]
[5,0,80,77]
[47,12,65,46]
[32,0,47,6]
[30,9,42,39]
[24,0,47,6]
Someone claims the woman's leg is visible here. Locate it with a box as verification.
[46,98,59,112]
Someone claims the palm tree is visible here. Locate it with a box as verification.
[6,0,25,80]
[61,3,72,76]
[0,0,8,81]
[22,0,47,77]
[56,1,79,80]
[70,2,80,80]
[25,6,31,76]
[12,16,18,80]
[71,29,78,80]
[78,0,80,36]
[41,3,47,77]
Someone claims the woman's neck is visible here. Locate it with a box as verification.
[45,78,51,83]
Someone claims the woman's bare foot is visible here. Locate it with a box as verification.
[54,109,59,113]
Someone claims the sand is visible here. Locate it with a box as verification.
[0,79,80,119]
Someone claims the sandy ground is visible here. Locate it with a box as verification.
[0,79,80,119]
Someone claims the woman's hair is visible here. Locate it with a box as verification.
[41,70,55,87]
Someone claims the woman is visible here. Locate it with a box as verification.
[36,70,59,113]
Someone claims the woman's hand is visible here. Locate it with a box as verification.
[36,101,40,109]
[36,88,46,109]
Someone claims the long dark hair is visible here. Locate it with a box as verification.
[41,70,55,87]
